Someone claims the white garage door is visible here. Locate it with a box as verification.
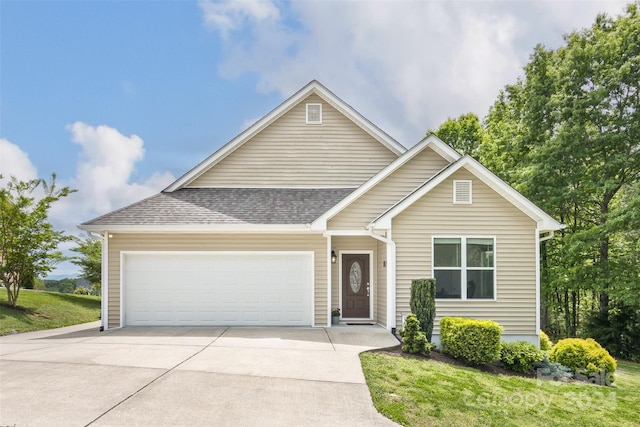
[123,252,313,326]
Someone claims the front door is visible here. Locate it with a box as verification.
[342,253,370,318]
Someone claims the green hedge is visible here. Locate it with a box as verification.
[440,317,502,365]
[549,338,617,376]
[539,330,553,351]
[500,341,545,373]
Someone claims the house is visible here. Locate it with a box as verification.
[79,80,563,345]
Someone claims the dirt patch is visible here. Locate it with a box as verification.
[369,344,535,378]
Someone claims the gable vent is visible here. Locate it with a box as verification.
[306,103,322,124]
[453,180,472,204]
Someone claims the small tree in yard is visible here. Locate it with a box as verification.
[400,313,430,355]
[70,237,101,293]
[0,175,75,308]
[410,278,436,341]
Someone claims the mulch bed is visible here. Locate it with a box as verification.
[369,344,535,378]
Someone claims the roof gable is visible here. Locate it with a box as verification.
[311,134,460,230]
[165,80,406,192]
[369,155,564,233]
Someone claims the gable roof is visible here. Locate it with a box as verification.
[80,187,355,232]
[164,80,406,192]
[369,155,564,233]
[310,134,460,230]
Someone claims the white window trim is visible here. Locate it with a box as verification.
[431,236,497,301]
[453,180,472,204]
[306,103,323,124]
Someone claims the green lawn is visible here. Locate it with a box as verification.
[0,289,101,335]
[361,352,639,427]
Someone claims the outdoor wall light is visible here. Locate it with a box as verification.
[331,250,337,264]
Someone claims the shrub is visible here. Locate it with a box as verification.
[500,341,545,373]
[539,330,553,351]
[410,278,436,341]
[73,287,89,295]
[549,338,617,377]
[440,317,502,365]
[399,313,431,355]
[533,357,574,381]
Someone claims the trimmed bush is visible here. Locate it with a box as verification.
[539,330,553,351]
[500,341,545,373]
[399,313,431,355]
[410,278,436,341]
[440,317,502,365]
[549,338,617,377]
[73,287,89,295]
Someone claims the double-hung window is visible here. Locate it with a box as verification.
[433,237,495,299]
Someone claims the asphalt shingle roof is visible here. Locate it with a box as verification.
[82,187,356,226]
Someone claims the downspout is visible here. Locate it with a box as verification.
[366,226,397,333]
[86,231,108,332]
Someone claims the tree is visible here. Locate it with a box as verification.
[428,113,484,157]
[479,4,640,347]
[0,175,75,307]
[70,237,101,285]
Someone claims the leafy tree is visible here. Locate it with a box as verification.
[70,237,101,285]
[478,4,640,346]
[429,113,484,157]
[0,175,75,307]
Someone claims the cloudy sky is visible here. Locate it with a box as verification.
[0,0,630,277]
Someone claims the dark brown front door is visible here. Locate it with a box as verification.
[342,254,370,318]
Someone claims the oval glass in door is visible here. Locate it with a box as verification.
[349,261,362,293]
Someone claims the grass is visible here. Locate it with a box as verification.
[0,289,101,335]
[361,352,640,427]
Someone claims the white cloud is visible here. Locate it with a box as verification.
[50,122,174,232]
[0,138,38,184]
[199,0,280,37]
[203,0,629,145]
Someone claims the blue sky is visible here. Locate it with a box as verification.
[0,0,630,277]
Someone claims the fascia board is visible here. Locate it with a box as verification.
[77,224,313,234]
[311,135,456,229]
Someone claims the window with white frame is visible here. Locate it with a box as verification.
[306,103,322,124]
[433,237,495,299]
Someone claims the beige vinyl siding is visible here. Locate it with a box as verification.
[328,146,450,229]
[330,236,377,319]
[107,233,327,328]
[376,239,387,327]
[188,94,398,188]
[393,168,538,336]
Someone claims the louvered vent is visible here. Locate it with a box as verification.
[454,180,472,204]
[306,103,322,124]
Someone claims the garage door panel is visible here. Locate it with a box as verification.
[124,252,312,326]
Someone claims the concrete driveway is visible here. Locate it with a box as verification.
[0,322,400,426]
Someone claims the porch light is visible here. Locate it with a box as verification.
[331,250,337,264]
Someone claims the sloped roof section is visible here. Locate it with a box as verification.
[164,80,406,192]
[369,155,564,233]
[81,188,355,228]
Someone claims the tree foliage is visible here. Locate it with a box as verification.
[0,175,75,307]
[429,113,484,157]
[70,237,101,285]
[432,4,640,358]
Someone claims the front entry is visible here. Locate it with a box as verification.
[342,253,370,318]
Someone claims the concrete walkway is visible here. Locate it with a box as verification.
[0,322,400,426]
